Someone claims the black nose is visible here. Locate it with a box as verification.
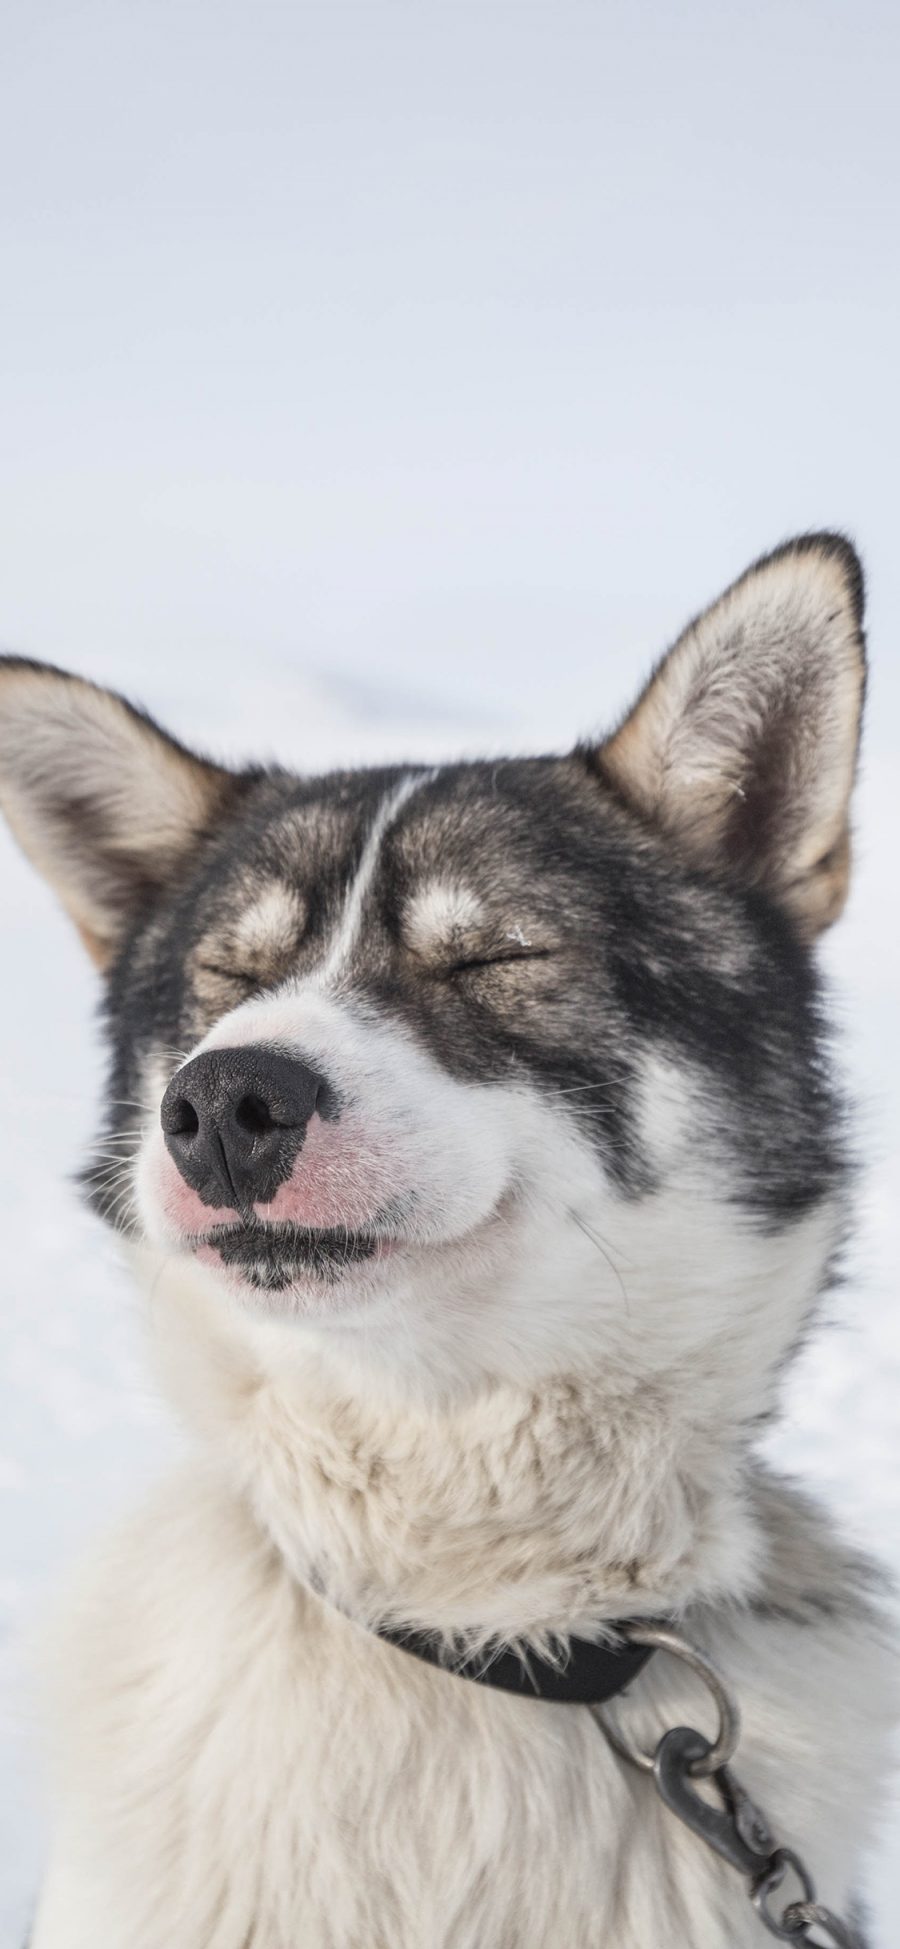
[160,1045,334,1211]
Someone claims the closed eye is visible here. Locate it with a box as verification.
[447,948,552,975]
[196,960,257,987]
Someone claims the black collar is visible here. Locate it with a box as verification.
[375,1621,657,1705]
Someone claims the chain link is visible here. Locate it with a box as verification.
[592,1623,863,1946]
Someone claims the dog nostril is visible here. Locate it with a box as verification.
[165,1097,200,1138]
[234,1091,275,1136]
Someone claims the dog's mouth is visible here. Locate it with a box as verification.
[195,1220,390,1289]
[183,1185,518,1298]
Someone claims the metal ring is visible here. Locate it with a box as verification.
[751,1847,817,1938]
[782,1903,860,1949]
[593,1623,741,1777]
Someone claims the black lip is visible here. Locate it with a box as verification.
[201,1220,380,1288]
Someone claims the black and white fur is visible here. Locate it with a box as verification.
[0,534,893,1947]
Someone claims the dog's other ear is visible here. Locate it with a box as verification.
[0,659,241,967]
[592,534,866,939]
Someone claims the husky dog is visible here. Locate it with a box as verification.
[1,535,894,1948]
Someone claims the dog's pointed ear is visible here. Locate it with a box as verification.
[0,659,242,967]
[590,534,866,939]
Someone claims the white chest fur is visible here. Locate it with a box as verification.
[31,1267,896,1949]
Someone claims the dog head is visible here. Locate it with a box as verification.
[0,536,866,1403]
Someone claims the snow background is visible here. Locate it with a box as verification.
[1,1,899,1939]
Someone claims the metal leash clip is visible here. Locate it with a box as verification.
[594,1624,862,1946]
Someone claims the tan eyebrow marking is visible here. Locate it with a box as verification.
[230,882,307,963]
[192,880,308,1008]
[403,880,484,961]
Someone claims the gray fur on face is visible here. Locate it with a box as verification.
[99,745,844,1235]
[0,532,865,1258]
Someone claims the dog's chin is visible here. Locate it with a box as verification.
[183,1191,517,1322]
[189,1220,400,1317]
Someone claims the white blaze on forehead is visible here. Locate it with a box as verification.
[404,880,484,958]
[317,771,435,984]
